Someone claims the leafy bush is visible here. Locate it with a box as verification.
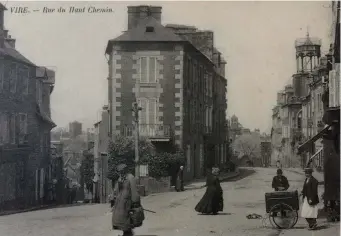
[107,135,155,182]
[140,151,185,179]
[107,135,186,181]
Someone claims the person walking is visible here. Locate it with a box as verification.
[300,167,319,230]
[111,164,144,236]
[175,166,184,192]
[195,167,224,215]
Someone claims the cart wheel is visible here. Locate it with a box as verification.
[269,203,298,229]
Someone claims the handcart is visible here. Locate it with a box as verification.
[265,190,299,229]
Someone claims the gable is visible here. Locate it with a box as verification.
[106,16,185,54]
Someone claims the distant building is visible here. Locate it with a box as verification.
[271,32,323,168]
[229,115,242,142]
[86,128,95,143]
[93,105,110,203]
[0,4,56,210]
[105,5,228,180]
[261,141,271,167]
[69,121,82,138]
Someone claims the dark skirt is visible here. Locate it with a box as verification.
[195,187,223,214]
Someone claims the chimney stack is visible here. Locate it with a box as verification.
[0,3,6,31]
[6,35,15,48]
[127,5,162,30]
[0,4,6,48]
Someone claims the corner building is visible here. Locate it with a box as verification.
[105,5,228,180]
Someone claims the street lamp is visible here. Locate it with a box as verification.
[132,102,142,182]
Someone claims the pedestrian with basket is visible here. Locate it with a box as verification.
[111,164,145,236]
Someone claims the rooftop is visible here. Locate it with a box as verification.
[295,32,321,47]
[106,16,185,52]
[0,40,35,66]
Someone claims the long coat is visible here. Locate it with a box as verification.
[195,175,223,214]
[302,176,319,206]
[272,175,290,191]
[175,169,184,191]
[112,173,140,231]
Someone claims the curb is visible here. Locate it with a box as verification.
[0,203,96,217]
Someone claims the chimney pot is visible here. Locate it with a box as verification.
[127,5,162,30]
[6,37,16,48]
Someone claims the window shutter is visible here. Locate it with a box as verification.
[140,57,148,83]
[139,99,147,124]
[148,99,156,124]
[10,114,16,144]
[15,114,20,143]
[0,113,3,144]
[149,57,156,83]
[329,70,335,107]
[0,63,3,90]
[23,67,29,94]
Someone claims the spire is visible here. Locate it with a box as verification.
[306,25,310,38]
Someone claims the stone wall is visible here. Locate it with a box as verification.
[139,176,171,195]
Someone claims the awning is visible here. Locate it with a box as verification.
[297,125,330,153]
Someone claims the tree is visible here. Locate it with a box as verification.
[232,132,261,161]
[107,135,155,182]
[81,151,95,193]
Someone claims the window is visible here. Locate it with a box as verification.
[9,113,16,144]
[138,98,157,135]
[0,62,3,91]
[9,63,17,93]
[40,134,44,153]
[18,113,27,144]
[21,67,29,95]
[0,113,9,144]
[140,57,157,83]
[186,145,191,172]
[36,80,42,105]
[145,26,155,32]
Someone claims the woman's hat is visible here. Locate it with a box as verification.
[117,163,127,172]
[277,169,283,174]
[304,167,313,173]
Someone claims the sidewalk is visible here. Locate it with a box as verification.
[0,202,94,217]
[184,169,240,190]
[285,168,324,183]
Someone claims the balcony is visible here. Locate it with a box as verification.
[123,124,171,141]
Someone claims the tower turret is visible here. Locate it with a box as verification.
[295,30,322,73]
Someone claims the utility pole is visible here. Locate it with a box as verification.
[132,102,142,182]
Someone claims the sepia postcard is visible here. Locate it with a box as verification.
[0,0,339,236]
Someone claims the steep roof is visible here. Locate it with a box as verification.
[106,16,185,53]
[0,40,35,66]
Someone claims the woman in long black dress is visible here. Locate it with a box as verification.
[195,167,224,215]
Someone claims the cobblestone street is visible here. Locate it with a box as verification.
[0,168,338,236]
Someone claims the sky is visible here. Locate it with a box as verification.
[2,1,333,133]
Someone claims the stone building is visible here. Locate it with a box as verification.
[271,33,323,168]
[0,3,56,211]
[93,105,110,203]
[229,114,242,143]
[298,1,340,207]
[69,121,82,138]
[105,5,228,180]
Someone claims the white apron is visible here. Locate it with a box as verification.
[300,197,318,218]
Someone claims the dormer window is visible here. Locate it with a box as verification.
[146,26,154,32]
